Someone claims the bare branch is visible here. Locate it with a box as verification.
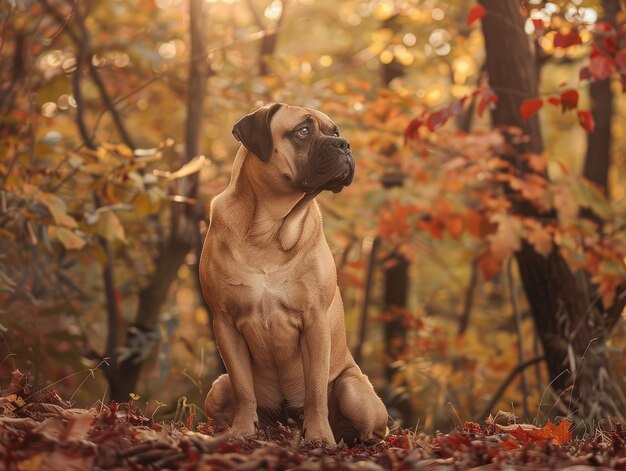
[478,356,545,422]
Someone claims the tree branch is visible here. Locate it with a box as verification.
[477,356,545,422]
[354,236,380,364]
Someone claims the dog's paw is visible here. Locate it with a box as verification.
[303,422,336,446]
[228,417,259,439]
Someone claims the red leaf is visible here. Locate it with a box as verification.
[589,54,616,80]
[531,18,544,32]
[547,97,561,107]
[559,89,579,112]
[426,107,450,131]
[554,30,582,48]
[186,411,196,430]
[520,98,543,120]
[579,66,592,81]
[604,36,617,54]
[578,110,596,132]
[467,4,486,26]
[616,50,626,73]
[595,21,613,33]
[404,118,422,144]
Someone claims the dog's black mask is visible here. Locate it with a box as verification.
[301,136,355,194]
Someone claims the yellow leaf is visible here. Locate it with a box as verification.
[48,226,86,250]
[40,193,78,228]
[95,211,126,242]
[129,393,141,400]
[157,155,209,180]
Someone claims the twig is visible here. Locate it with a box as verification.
[47,0,82,40]
[506,258,529,419]
[71,20,95,150]
[478,356,545,422]
[354,236,380,364]
[457,258,478,336]
[88,27,276,141]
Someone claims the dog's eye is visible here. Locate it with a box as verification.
[333,131,340,137]
[297,126,310,138]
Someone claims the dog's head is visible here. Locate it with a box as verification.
[232,103,355,195]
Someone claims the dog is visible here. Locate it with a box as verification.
[199,103,388,445]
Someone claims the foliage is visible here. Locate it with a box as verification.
[1,0,625,435]
[1,374,626,470]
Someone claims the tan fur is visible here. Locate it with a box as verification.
[200,105,388,445]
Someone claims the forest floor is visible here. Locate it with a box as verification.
[1,374,625,470]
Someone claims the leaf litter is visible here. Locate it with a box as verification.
[1,373,625,470]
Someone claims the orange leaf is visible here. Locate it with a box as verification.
[446,217,464,240]
[520,98,543,120]
[526,153,547,173]
[476,251,502,280]
[524,219,553,257]
[467,4,486,26]
[535,419,573,445]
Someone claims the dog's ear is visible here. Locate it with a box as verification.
[232,103,283,162]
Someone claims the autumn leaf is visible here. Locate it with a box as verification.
[47,226,86,250]
[95,211,126,243]
[547,97,561,107]
[426,107,451,131]
[577,110,595,132]
[404,118,422,144]
[495,420,572,446]
[154,155,209,180]
[524,219,552,257]
[559,89,579,112]
[526,153,547,173]
[553,30,582,48]
[488,213,523,260]
[446,217,464,240]
[467,4,486,26]
[589,54,616,80]
[40,193,78,229]
[477,251,502,280]
[520,98,543,120]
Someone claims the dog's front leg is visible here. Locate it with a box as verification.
[301,312,335,445]
[214,316,258,438]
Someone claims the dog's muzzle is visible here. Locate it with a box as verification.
[301,137,355,193]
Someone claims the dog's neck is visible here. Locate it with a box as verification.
[229,148,319,251]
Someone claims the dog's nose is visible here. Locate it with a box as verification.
[334,138,351,153]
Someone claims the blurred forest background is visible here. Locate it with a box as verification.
[1,0,625,433]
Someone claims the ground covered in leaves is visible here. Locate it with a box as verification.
[1,374,625,470]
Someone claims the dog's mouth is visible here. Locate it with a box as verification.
[301,139,355,194]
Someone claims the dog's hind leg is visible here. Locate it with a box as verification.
[329,366,389,445]
[204,373,235,426]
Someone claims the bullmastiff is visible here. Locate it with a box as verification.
[199,103,388,445]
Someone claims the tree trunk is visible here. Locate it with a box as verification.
[109,0,208,401]
[379,16,412,423]
[479,0,625,423]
